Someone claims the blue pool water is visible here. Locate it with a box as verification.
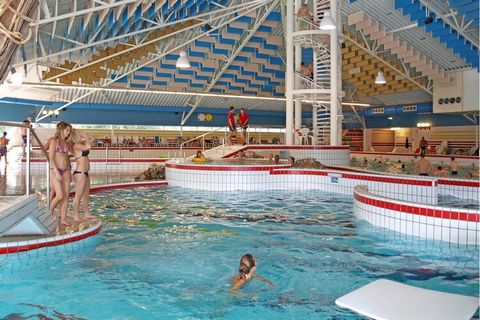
[0,187,478,319]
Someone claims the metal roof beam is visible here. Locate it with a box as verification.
[15,0,266,68]
[30,0,141,27]
[344,33,433,95]
[41,1,266,82]
[419,0,478,48]
[35,0,269,122]
[181,0,279,125]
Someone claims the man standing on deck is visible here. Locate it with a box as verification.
[419,137,428,155]
[0,132,9,165]
[238,108,249,145]
[21,118,31,155]
[227,106,236,146]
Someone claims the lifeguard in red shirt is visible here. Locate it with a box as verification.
[227,106,236,146]
[239,108,249,145]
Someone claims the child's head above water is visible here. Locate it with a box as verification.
[239,254,256,280]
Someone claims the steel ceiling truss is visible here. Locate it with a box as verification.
[17,0,265,69]
[181,0,278,125]
[344,31,433,95]
[35,0,270,122]
[422,0,479,48]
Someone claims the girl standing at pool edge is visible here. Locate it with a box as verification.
[48,122,72,226]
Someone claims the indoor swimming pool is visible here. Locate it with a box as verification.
[0,186,478,319]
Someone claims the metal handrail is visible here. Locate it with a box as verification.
[179,127,226,151]
[0,121,50,207]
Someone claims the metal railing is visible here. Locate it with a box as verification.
[179,127,227,157]
[0,121,50,207]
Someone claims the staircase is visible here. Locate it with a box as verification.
[202,145,244,159]
[343,129,363,151]
[313,103,330,145]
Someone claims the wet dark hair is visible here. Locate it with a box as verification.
[239,254,255,276]
[2,132,6,136]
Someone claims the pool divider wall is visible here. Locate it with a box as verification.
[353,185,479,245]
[165,162,438,205]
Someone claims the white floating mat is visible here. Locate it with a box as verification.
[335,279,479,320]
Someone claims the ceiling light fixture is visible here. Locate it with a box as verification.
[375,71,386,84]
[319,10,336,30]
[176,51,190,68]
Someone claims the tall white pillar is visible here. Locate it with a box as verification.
[363,128,372,151]
[285,0,295,145]
[329,0,338,146]
[294,0,302,146]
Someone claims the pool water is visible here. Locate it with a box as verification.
[0,187,478,319]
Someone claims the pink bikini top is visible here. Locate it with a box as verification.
[55,142,68,154]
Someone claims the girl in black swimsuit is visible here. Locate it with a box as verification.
[70,129,95,222]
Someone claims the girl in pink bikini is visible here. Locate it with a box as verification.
[48,122,72,226]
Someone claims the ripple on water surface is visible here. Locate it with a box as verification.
[0,186,478,319]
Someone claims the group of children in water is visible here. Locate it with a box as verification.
[45,122,95,226]
[352,154,479,178]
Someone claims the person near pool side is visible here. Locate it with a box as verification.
[48,122,73,226]
[227,106,236,146]
[70,129,96,222]
[419,136,428,155]
[449,157,458,176]
[231,254,273,291]
[238,108,249,145]
[414,154,431,176]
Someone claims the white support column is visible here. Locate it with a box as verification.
[294,0,302,146]
[329,0,338,146]
[312,105,318,145]
[285,0,295,145]
[363,128,372,151]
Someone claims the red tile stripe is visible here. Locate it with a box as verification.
[89,181,168,194]
[69,181,168,196]
[438,179,480,188]
[32,147,204,151]
[351,151,479,160]
[223,145,349,158]
[0,223,101,254]
[166,163,292,171]
[354,192,479,222]
[270,169,436,186]
[23,158,168,163]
